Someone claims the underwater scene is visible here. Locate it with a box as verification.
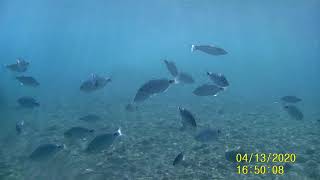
[0,0,320,179]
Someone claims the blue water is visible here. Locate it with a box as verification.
[1,0,320,179]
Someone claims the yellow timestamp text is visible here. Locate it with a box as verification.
[236,153,296,163]
[237,165,285,175]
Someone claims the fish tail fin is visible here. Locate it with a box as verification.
[191,45,196,52]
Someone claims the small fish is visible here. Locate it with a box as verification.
[125,103,138,112]
[80,74,111,93]
[283,105,304,120]
[5,59,29,72]
[191,44,227,56]
[207,72,229,88]
[193,84,224,96]
[64,127,94,139]
[195,128,221,143]
[29,144,63,161]
[17,97,40,108]
[16,76,39,87]
[133,78,175,103]
[85,128,122,153]
[175,72,195,84]
[16,120,25,135]
[164,60,179,77]
[281,96,302,103]
[79,114,101,122]
[179,107,197,130]
[173,152,184,166]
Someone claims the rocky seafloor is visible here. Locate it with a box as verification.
[0,96,319,180]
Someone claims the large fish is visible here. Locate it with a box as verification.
[195,128,221,143]
[191,44,227,56]
[17,97,40,108]
[283,105,304,120]
[5,59,29,72]
[29,144,63,161]
[164,60,178,77]
[16,76,39,87]
[281,96,302,103]
[85,129,122,153]
[178,107,197,130]
[175,72,195,84]
[193,84,224,96]
[80,74,111,93]
[207,72,229,88]
[133,78,175,103]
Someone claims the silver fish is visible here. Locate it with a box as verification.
[85,129,122,153]
[191,44,227,56]
[16,76,39,87]
[281,96,302,103]
[64,127,94,139]
[133,78,175,103]
[284,105,303,120]
[5,59,29,72]
[17,97,40,108]
[80,74,111,93]
[179,107,197,130]
[175,72,195,84]
[29,144,63,161]
[193,84,224,96]
[164,60,179,77]
[207,72,229,88]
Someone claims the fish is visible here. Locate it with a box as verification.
[64,127,94,139]
[80,74,111,93]
[163,60,178,77]
[5,59,29,72]
[16,120,25,135]
[175,72,195,84]
[207,72,229,88]
[125,103,138,112]
[191,44,227,56]
[195,128,221,143]
[29,144,64,161]
[173,152,184,166]
[283,105,304,120]
[281,96,302,103]
[16,76,39,87]
[79,114,101,122]
[178,107,197,130]
[193,84,224,96]
[133,78,175,103]
[85,128,122,153]
[17,97,40,108]
[225,147,245,163]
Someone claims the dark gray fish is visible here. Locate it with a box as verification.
[195,128,221,143]
[16,76,39,87]
[133,78,175,103]
[281,96,302,103]
[29,144,63,161]
[125,103,138,112]
[207,72,229,88]
[179,107,197,130]
[175,72,195,84]
[17,97,40,108]
[191,44,227,56]
[79,114,101,122]
[80,74,111,93]
[193,84,224,96]
[225,147,245,163]
[173,152,184,166]
[64,127,94,139]
[5,59,29,72]
[164,60,178,77]
[85,129,122,153]
[16,120,24,135]
[284,105,304,120]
